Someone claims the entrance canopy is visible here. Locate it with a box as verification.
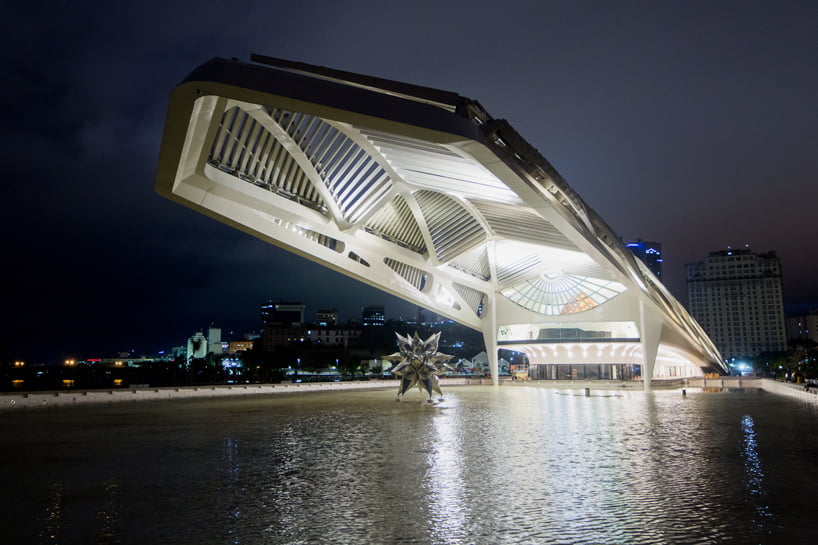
[155,55,726,384]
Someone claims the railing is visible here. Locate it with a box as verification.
[684,377,762,389]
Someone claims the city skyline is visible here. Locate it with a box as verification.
[4,1,817,362]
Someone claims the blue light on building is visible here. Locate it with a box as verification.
[626,239,662,279]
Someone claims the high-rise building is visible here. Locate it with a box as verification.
[361,305,385,326]
[626,239,662,279]
[186,331,208,362]
[261,301,305,326]
[686,248,786,360]
[207,326,222,355]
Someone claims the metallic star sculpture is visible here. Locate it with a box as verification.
[383,331,455,402]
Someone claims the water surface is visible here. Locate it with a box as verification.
[3,386,818,544]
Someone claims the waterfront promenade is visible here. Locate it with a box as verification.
[3,377,817,410]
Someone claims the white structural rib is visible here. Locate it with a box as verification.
[155,55,726,387]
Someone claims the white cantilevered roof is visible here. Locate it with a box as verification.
[155,54,725,375]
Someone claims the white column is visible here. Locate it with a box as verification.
[483,295,500,386]
[639,300,661,391]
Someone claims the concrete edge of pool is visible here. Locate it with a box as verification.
[2,377,817,410]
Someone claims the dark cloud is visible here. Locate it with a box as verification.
[3,0,816,362]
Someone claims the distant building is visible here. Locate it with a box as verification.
[315,309,338,326]
[260,301,307,350]
[361,305,385,327]
[786,310,818,344]
[186,331,208,361]
[686,248,787,360]
[417,306,427,324]
[207,327,222,355]
[468,350,511,374]
[626,239,662,279]
[261,326,306,350]
[417,306,438,324]
[306,326,361,346]
[471,351,489,371]
[261,301,305,326]
[228,340,254,354]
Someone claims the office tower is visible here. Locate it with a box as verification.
[207,326,222,355]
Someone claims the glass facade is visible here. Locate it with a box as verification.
[500,272,626,316]
[529,363,640,380]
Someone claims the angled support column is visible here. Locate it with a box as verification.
[483,295,500,386]
[639,300,661,390]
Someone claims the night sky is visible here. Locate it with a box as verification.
[4,1,816,362]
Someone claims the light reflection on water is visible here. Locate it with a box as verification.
[38,481,63,543]
[3,386,818,544]
[741,414,772,533]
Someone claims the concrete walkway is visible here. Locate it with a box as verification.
[3,377,816,411]
[0,378,485,410]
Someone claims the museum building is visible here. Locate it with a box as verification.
[155,55,726,385]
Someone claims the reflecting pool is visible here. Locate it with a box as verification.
[3,386,818,544]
